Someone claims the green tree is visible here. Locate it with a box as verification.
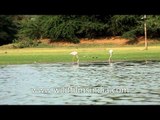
[108,15,140,36]
[17,15,160,45]
[0,15,18,45]
[18,16,45,40]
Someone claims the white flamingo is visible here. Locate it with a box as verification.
[108,49,113,63]
[70,51,79,64]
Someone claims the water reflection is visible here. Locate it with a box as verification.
[71,63,79,70]
[0,61,160,105]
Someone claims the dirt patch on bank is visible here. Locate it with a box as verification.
[80,37,128,45]
[38,36,160,46]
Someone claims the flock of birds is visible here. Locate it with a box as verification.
[4,50,113,64]
[70,49,113,64]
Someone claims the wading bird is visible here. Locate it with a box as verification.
[108,49,113,63]
[70,51,79,64]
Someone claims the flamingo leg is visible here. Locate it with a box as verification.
[76,55,79,63]
[108,55,112,63]
[72,56,74,63]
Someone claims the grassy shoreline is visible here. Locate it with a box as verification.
[0,45,160,65]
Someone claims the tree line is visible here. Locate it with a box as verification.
[1,15,160,46]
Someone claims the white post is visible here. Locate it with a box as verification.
[144,15,148,50]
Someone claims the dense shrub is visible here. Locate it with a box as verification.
[15,37,39,48]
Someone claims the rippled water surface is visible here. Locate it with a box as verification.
[0,61,160,105]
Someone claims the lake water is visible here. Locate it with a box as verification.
[0,61,160,105]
